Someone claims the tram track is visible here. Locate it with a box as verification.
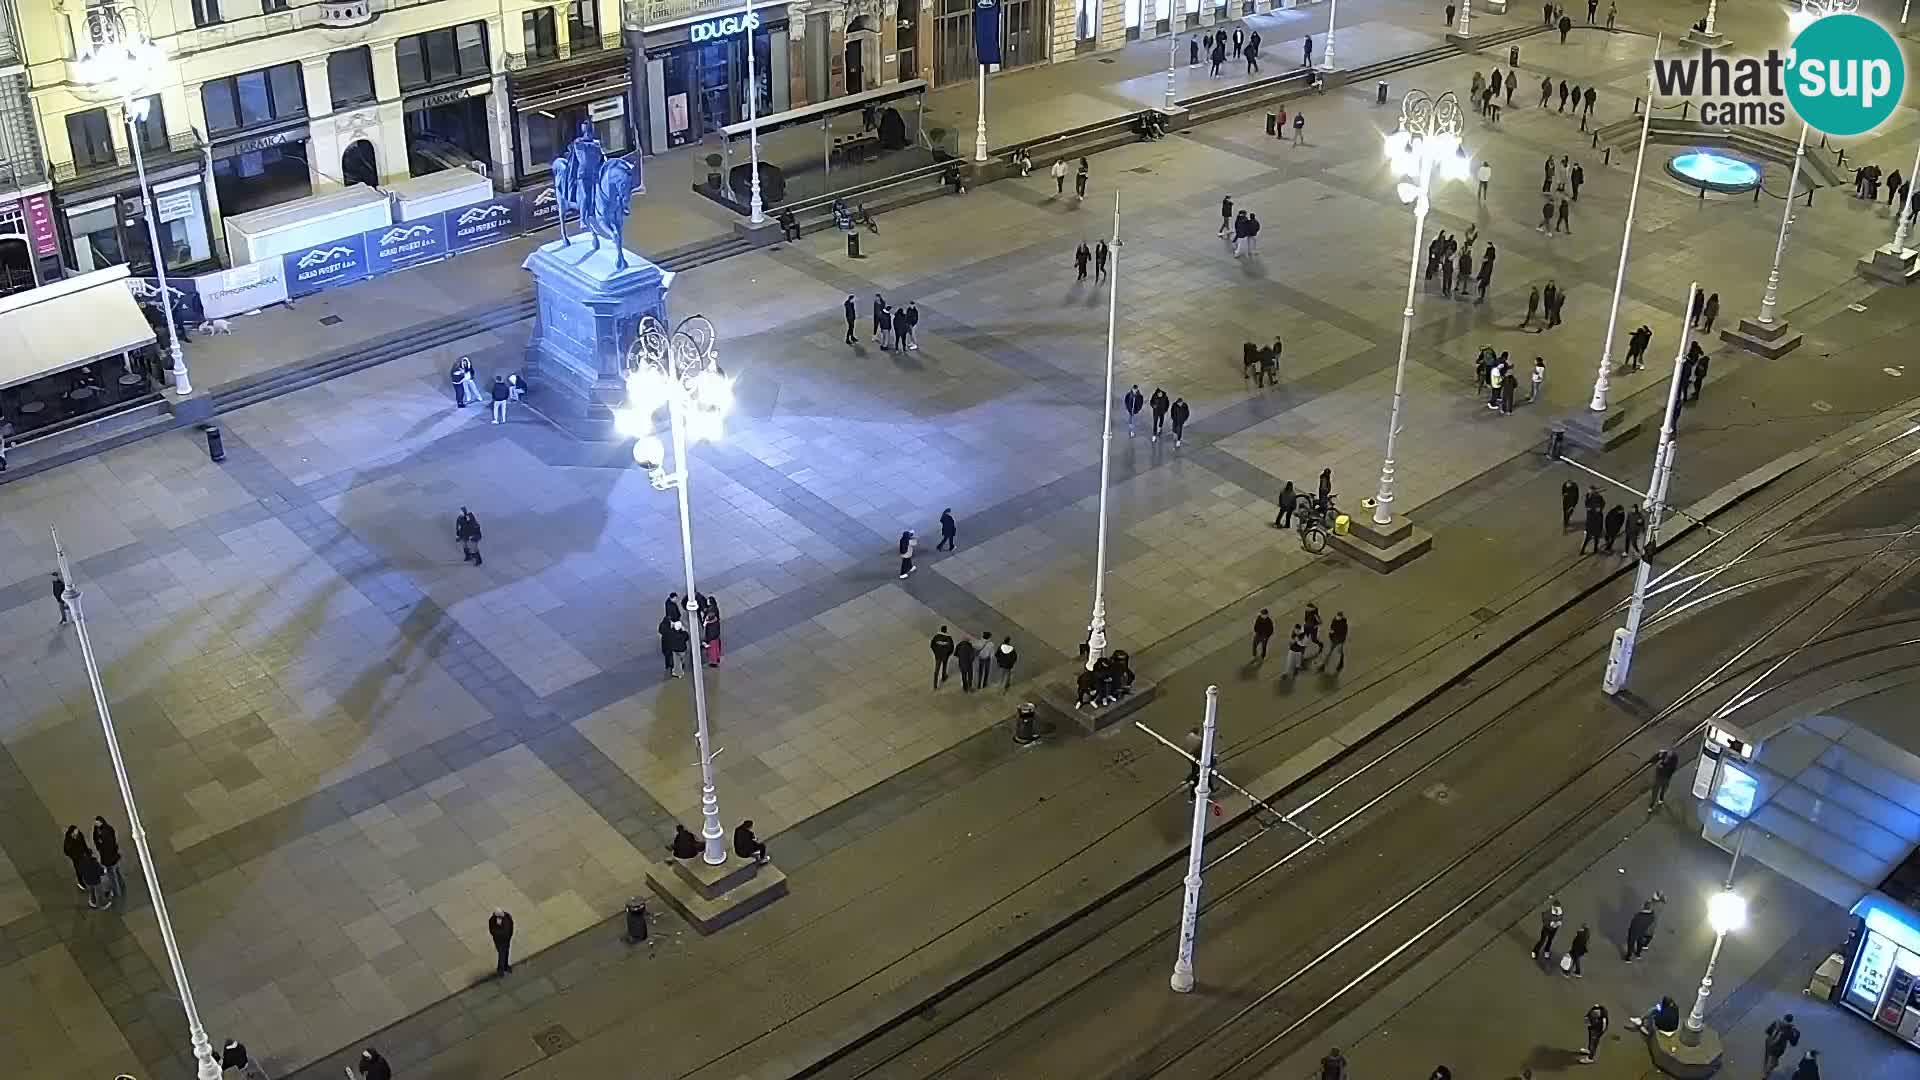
[792,418,1920,1080]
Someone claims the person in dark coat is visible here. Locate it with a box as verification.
[930,625,956,688]
[456,508,482,565]
[1585,484,1605,515]
[1559,12,1573,40]
[1317,468,1334,510]
[1624,505,1647,555]
[669,823,702,859]
[995,638,1019,690]
[844,295,858,344]
[954,633,977,692]
[735,819,770,862]
[1581,504,1606,554]
[1275,481,1299,528]
[93,816,125,903]
[1625,898,1657,960]
[1124,384,1145,437]
[1094,240,1110,282]
[221,1041,252,1072]
[659,616,688,677]
[1500,369,1518,414]
[1252,609,1275,658]
[1564,923,1591,975]
[488,910,515,975]
[63,825,93,890]
[938,508,958,551]
[357,1048,393,1080]
[1319,1049,1348,1080]
[1792,1050,1821,1080]
[1581,1003,1609,1061]
[77,848,105,909]
[898,529,917,578]
[1075,242,1092,281]
[1603,504,1626,552]
[1648,748,1679,809]
[1558,79,1570,112]
[1149,388,1170,441]
[1169,397,1190,447]
[1688,350,1710,402]
[1561,479,1580,529]
[871,294,886,343]
[1701,292,1720,333]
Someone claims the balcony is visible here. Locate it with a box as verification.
[51,131,203,187]
[505,32,624,76]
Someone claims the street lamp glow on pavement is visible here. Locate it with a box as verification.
[1684,889,1748,1044]
[52,528,224,1080]
[1371,90,1468,529]
[617,315,735,866]
[72,5,192,396]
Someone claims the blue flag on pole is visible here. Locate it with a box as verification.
[975,0,1002,66]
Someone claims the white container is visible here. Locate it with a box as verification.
[382,169,495,222]
[223,187,392,267]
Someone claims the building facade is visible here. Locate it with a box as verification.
[0,0,57,293]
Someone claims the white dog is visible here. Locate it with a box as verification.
[200,319,233,335]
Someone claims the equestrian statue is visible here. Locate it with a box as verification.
[548,121,638,270]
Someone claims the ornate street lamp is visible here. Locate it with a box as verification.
[1757,0,1856,327]
[616,315,736,865]
[1684,890,1748,1044]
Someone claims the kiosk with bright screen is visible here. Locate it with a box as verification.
[1843,896,1920,1047]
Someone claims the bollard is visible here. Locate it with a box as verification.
[1265,110,1277,135]
[204,425,225,462]
[1377,80,1389,105]
[624,897,649,942]
[1603,146,1612,166]
[1014,702,1038,745]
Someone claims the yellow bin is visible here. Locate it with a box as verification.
[1333,514,1351,536]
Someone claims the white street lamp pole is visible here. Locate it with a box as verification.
[53,528,222,1080]
[1170,684,1219,993]
[667,381,727,864]
[1756,123,1810,326]
[975,62,990,163]
[1454,0,1470,38]
[1590,38,1660,413]
[1887,140,1920,253]
[1165,8,1179,110]
[1322,0,1338,70]
[1603,282,1696,696]
[124,97,191,395]
[744,0,764,224]
[1087,194,1120,668]
[1703,0,1719,36]
[1373,90,1467,528]
[1684,891,1747,1045]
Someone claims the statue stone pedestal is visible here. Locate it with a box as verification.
[522,233,673,439]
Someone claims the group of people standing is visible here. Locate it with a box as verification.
[1474,347,1543,414]
[1218,196,1265,257]
[1853,164,1920,219]
[1538,155,1584,236]
[928,627,1020,691]
[1250,600,1349,676]
[1564,481,1647,556]
[449,356,525,423]
[1425,228,1495,301]
[658,590,722,676]
[848,294,921,350]
[1194,25,1262,76]
[1121,384,1191,446]
[1522,279,1567,330]
[61,818,127,910]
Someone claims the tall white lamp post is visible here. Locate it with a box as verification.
[1165,6,1179,110]
[1371,90,1469,528]
[1453,0,1470,38]
[1755,0,1854,325]
[1321,0,1339,70]
[53,529,223,1080]
[73,6,191,396]
[1169,684,1219,993]
[1684,890,1747,1045]
[616,315,736,865]
[744,0,765,223]
[1588,38,1660,413]
[1887,139,1920,254]
[1086,194,1121,668]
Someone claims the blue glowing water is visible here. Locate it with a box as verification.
[1669,152,1761,190]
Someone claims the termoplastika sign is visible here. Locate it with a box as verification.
[284,236,370,297]
[365,219,448,274]
[690,11,758,41]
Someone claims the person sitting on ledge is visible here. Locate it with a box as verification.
[1076,666,1100,709]
[734,819,770,864]
[669,823,702,860]
[1626,995,1682,1035]
[777,208,801,243]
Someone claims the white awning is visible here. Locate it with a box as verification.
[0,265,157,391]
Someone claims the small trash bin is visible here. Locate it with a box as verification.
[846,231,861,259]
[1509,44,1520,67]
[204,425,225,462]
[1377,80,1389,105]
[1265,110,1278,135]
[1333,514,1351,536]
[1014,703,1038,745]
[625,897,648,942]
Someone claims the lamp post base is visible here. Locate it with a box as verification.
[1646,1021,1725,1078]
[1718,316,1805,359]
[1329,511,1433,573]
[1556,403,1648,452]
[1858,242,1920,285]
[646,851,789,934]
[1682,28,1731,49]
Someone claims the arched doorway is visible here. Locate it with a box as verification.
[845,15,874,93]
[342,139,378,187]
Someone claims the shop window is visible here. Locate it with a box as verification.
[329,48,376,108]
[191,0,222,27]
[895,0,915,78]
[66,108,115,168]
[69,205,123,273]
[519,98,627,176]
[148,185,214,271]
[1076,0,1097,39]
[567,0,600,48]
[397,21,490,91]
[132,95,167,153]
[201,63,306,136]
[523,8,558,60]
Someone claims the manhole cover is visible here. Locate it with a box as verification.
[319,314,343,325]
[1422,783,1455,805]
[1472,606,1499,622]
[1127,166,1154,174]
[533,1025,578,1056]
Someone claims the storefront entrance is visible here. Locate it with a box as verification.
[210,129,314,218]
[932,0,1043,85]
[342,140,379,187]
[642,10,789,153]
[404,91,492,176]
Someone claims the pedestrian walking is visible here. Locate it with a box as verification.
[844,295,858,344]
[1586,0,1596,21]
[53,572,70,624]
[1558,80,1570,112]
[1582,86,1597,119]
[1529,358,1545,403]
[1539,198,1555,233]
[1689,350,1709,402]
[1540,75,1553,108]
[1793,1051,1820,1080]
[1095,240,1110,282]
[1763,1014,1801,1075]
[938,508,958,551]
[1169,396,1190,447]
[1689,289,1706,328]
[976,632,995,688]
[1218,195,1235,237]
[1548,285,1565,328]
[1300,33,1310,69]
[1581,504,1605,554]
[1075,242,1092,281]
[1075,157,1089,200]
[1150,388,1170,440]
[1561,479,1580,528]
[1625,898,1657,960]
[93,816,125,903]
[1245,31,1262,72]
[1570,161,1585,199]
[1445,3,1456,26]
[1558,12,1573,40]
[1210,37,1226,76]
[954,633,977,691]
[659,615,688,677]
[1252,609,1275,659]
[1319,1048,1347,1080]
[901,301,920,350]
[1532,896,1564,959]
[1477,160,1492,200]
[1564,924,1590,976]
[1649,747,1679,808]
[488,910,515,975]
[1124,384,1144,436]
[1285,624,1307,677]
[490,374,510,423]
[1506,68,1517,105]
[996,637,1019,690]
[1624,504,1646,555]
[63,825,93,891]
[735,820,770,862]
[357,1048,393,1080]
[1322,611,1348,672]
[930,625,955,688]
[1476,246,1494,301]
[1302,601,1324,655]
[897,530,917,578]
[1603,504,1625,552]
[456,507,483,566]
[1701,292,1720,333]
[1051,158,1067,195]
[1555,197,1572,234]
[1581,1003,1609,1061]
[1275,481,1298,528]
